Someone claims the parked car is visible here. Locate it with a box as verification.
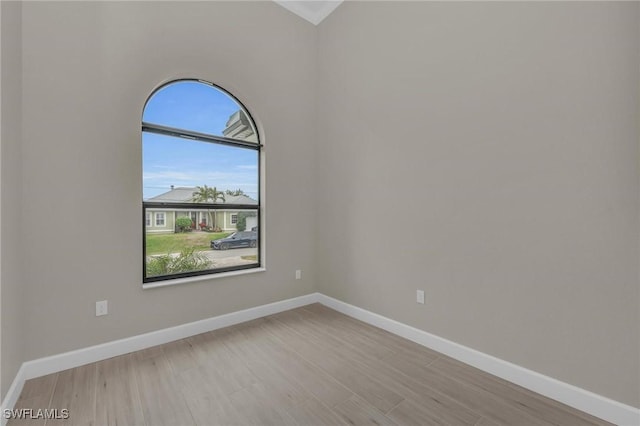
[211,231,258,250]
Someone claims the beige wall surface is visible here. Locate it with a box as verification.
[316,2,640,407]
[5,0,640,411]
[1,1,24,400]
[19,1,317,361]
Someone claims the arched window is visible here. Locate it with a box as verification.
[142,79,261,284]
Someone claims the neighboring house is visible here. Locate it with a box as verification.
[145,186,258,234]
[222,110,258,142]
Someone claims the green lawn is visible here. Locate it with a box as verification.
[146,231,231,255]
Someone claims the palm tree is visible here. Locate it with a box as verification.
[191,185,226,229]
[225,188,246,196]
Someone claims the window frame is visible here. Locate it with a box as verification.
[142,79,263,285]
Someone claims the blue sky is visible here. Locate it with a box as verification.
[143,81,258,200]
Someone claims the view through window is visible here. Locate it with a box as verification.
[143,80,261,283]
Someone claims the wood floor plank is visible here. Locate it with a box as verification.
[178,362,249,402]
[17,374,58,403]
[94,355,145,426]
[183,380,298,426]
[47,364,96,426]
[226,382,298,426]
[332,395,398,426]
[181,392,241,426]
[302,307,444,382]
[305,304,603,425]
[179,369,249,426]
[381,348,440,380]
[403,362,555,426]
[186,330,258,390]
[185,329,232,365]
[387,396,480,426]
[269,309,487,425]
[289,307,397,361]
[280,306,440,384]
[271,311,558,426]
[475,417,502,426]
[285,397,350,426]
[221,321,313,409]
[293,315,557,426]
[369,354,550,426]
[233,318,353,407]
[6,396,52,426]
[133,354,195,426]
[433,356,613,426]
[298,306,443,384]
[301,333,482,423]
[263,315,405,413]
[131,344,164,361]
[162,338,201,376]
[303,304,441,361]
[8,373,58,426]
[274,308,395,363]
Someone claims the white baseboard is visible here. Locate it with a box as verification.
[316,294,640,426]
[0,365,26,426]
[2,292,638,426]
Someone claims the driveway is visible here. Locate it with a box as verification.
[203,247,257,260]
[147,247,258,268]
[199,247,258,268]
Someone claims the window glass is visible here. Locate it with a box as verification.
[143,80,257,142]
[155,212,165,226]
[142,133,259,202]
[143,80,261,283]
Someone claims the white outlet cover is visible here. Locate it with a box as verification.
[416,290,425,304]
[96,300,108,316]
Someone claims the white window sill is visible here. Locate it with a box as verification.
[143,267,266,290]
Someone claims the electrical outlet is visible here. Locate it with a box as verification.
[416,290,425,304]
[96,300,108,316]
[295,270,302,280]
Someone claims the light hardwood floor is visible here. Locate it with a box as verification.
[9,304,612,426]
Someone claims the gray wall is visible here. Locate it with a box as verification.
[1,1,24,400]
[316,2,640,407]
[19,1,317,361]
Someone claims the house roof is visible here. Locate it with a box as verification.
[147,187,257,205]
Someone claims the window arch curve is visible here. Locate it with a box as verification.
[142,79,262,284]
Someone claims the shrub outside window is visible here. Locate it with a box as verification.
[142,79,261,283]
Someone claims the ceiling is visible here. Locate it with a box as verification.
[274,1,344,25]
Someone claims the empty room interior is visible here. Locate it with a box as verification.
[1,1,639,425]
